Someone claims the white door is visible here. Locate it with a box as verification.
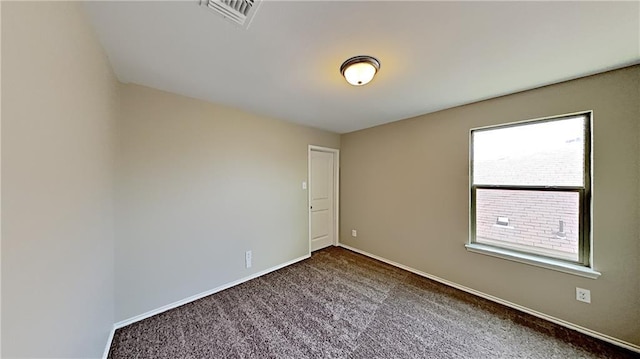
[310,150,335,251]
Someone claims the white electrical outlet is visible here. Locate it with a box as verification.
[576,287,591,303]
[245,250,252,269]
[351,229,357,237]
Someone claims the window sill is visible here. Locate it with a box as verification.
[465,243,601,279]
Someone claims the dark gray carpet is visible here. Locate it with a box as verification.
[108,247,638,358]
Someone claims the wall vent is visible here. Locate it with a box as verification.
[200,0,260,28]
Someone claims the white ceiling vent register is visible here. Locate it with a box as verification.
[200,0,261,28]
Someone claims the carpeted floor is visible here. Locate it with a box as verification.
[108,247,638,358]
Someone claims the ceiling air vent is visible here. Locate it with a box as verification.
[200,0,260,28]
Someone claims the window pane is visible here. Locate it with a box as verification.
[475,189,579,262]
[473,116,585,186]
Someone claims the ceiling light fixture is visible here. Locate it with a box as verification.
[340,55,380,86]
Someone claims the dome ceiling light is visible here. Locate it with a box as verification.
[340,55,381,86]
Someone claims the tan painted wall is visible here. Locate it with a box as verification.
[340,66,640,345]
[116,84,340,321]
[2,2,118,357]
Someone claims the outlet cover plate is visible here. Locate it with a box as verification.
[576,287,591,303]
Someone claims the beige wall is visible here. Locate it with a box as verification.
[2,2,118,358]
[340,66,640,345]
[116,84,339,321]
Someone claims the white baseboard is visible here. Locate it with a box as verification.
[113,254,310,330]
[337,243,640,354]
[102,325,116,359]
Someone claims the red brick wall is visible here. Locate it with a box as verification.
[476,189,579,258]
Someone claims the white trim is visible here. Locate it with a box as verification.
[307,147,312,254]
[465,243,601,279]
[337,243,640,354]
[469,110,592,132]
[114,254,310,329]
[102,326,116,359]
[308,145,340,253]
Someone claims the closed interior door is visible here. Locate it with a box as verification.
[310,150,335,251]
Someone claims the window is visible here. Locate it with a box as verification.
[467,112,598,277]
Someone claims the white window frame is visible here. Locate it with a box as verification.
[465,111,601,279]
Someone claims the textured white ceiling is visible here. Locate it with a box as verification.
[84,1,640,134]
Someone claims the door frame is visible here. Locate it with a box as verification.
[308,145,340,254]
